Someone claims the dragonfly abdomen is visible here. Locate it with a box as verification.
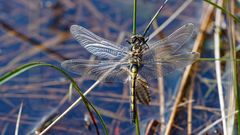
[130,64,138,123]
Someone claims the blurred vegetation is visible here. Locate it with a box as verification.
[0,0,240,134]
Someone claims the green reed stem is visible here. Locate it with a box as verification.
[133,0,137,35]
[132,0,140,134]
[135,110,141,135]
[198,58,240,62]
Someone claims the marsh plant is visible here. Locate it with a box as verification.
[0,0,239,134]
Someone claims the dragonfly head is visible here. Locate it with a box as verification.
[131,35,145,45]
[130,35,149,51]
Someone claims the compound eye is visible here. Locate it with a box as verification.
[131,36,136,43]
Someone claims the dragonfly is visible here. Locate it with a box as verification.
[61,23,200,123]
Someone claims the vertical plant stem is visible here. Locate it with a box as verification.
[132,1,141,134]
[214,0,227,134]
[133,0,137,35]
[186,67,199,134]
[131,74,140,134]
[135,101,141,135]
[132,0,140,134]
[226,0,240,133]
[187,81,194,135]
[226,86,236,135]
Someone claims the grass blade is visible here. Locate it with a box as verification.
[0,63,42,85]
[0,62,108,135]
[204,0,240,23]
[142,0,169,37]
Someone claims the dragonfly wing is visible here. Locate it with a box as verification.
[70,25,130,59]
[135,76,151,105]
[139,52,200,81]
[61,59,130,82]
[144,23,194,60]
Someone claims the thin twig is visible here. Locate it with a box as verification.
[15,102,23,135]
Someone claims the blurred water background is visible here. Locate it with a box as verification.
[1,0,238,134]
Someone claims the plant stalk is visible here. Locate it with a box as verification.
[226,0,240,134]
[132,0,140,134]
[143,0,169,37]
[213,0,227,134]
[133,0,137,35]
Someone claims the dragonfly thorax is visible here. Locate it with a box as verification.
[129,35,149,66]
[127,35,148,68]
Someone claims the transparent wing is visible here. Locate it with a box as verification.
[70,25,130,59]
[139,52,200,81]
[62,58,152,104]
[135,77,151,105]
[144,23,195,60]
[61,59,130,82]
